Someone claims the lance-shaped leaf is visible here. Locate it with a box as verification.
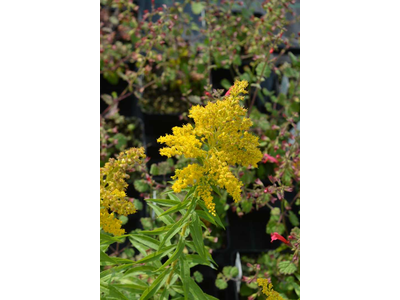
[140,268,171,300]
[155,237,185,272]
[179,256,190,300]
[198,201,225,229]
[189,213,207,260]
[140,224,173,236]
[147,202,174,225]
[134,244,175,265]
[129,234,160,250]
[144,198,180,207]
[158,199,196,250]
[157,198,190,218]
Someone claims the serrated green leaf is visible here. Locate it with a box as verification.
[215,278,228,290]
[230,267,238,277]
[134,179,150,193]
[278,261,297,275]
[266,219,285,235]
[256,62,271,78]
[193,271,203,283]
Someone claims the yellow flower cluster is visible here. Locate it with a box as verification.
[100,147,146,235]
[157,80,262,216]
[257,278,283,300]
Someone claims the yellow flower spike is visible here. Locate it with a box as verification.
[257,278,284,300]
[158,81,262,216]
[100,147,146,235]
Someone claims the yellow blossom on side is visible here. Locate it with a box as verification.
[157,80,262,215]
[257,278,284,300]
[100,147,146,235]
[171,163,205,193]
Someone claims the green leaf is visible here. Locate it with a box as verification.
[193,271,203,283]
[185,254,215,269]
[158,198,190,218]
[230,267,239,278]
[160,288,169,299]
[180,257,190,299]
[100,263,135,279]
[129,234,160,250]
[134,179,150,193]
[159,219,186,250]
[196,210,217,226]
[139,224,173,236]
[233,55,242,66]
[111,283,147,294]
[114,133,127,150]
[146,198,180,207]
[123,265,157,277]
[100,232,124,246]
[189,277,208,300]
[140,268,171,300]
[134,245,175,265]
[150,164,159,175]
[191,2,205,14]
[215,278,228,290]
[256,62,271,78]
[220,79,232,90]
[156,237,185,272]
[278,261,298,275]
[100,251,117,265]
[108,285,129,300]
[266,219,285,235]
[189,213,206,260]
[198,201,225,229]
[288,211,299,226]
[159,199,197,249]
[147,203,174,225]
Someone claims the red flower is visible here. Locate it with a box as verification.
[270,232,290,245]
[225,86,232,96]
[262,153,278,164]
